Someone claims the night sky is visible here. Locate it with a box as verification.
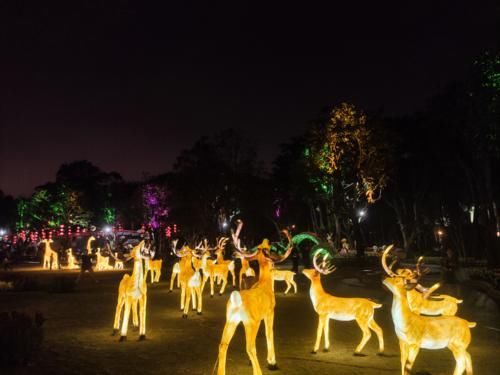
[1,1,498,197]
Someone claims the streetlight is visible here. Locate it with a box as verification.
[0,229,6,236]
[357,209,366,223]
[103,226,112,234]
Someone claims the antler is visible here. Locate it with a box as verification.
[263,229,293,264]
[312,250,336,275]
[231,220,258,258]
[172,239,190,258]
[381,245,398,277]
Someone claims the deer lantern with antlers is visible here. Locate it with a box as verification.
[217,220,293,375]
[112,239,152,341]
[381,245,475,375]
[389,256,462,316]
[302,249,385,355]
[172,239,204,317]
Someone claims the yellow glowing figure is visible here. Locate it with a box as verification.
[200,248,218,297]
[96,248,114,271]
[113,252,124,270]
[389,257,462,316]
[381,246,475,375]
[237,254,255,290]
[214,237,235,288]
[302,253,384,355]
[271,268,297,294]
[217,220,293,375]
[169,262,180,291]
[41,239,59,270]
[86,235,96,255]
[172,241,203,317]
[145,259,162,283]
[65,248,79,269]
[113,240,151,341]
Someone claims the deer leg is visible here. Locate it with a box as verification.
[230,268,236,287]
[191,288,197,310]
[217,321,239,375]
[120,299,131,340]
[464,351,473,374]
[113,295,125,333]
[244,321,262,375]
[239,270,243,289]
[183,287,191,318]
[180,283,185,310]
[323,317,330,351]
[196,286,202,314]
[219,274,228,295]
[368,317,384,353]
[264,313,277,368]
[132,299,139,327]
[169,272,176,291]
[284,280,291,294]
[406,344,420,373]
[449,344,467,375]
[399,340,408,375]
[313,314,326,353]
[291,278,297,293]
[139,294,147,339]
[210,275,215,297]
[354,317,372,355]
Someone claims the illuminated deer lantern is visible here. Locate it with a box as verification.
[271,267,297,294]
[113,253,124,270]
[86,236,95,255]
[112,240,152,341]
[145,258,162,283]
[214,237,236,288]
[302,250,384,355]
[41,239,59,269]
[96,248,113,271]
[390,256,462,316]
[237,253,255,290]
[172,240,203,317]
[65,248,79,269]
[169,261,181,291]
[381,245,475,375]
[217,220,293,375]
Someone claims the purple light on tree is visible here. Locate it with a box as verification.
[143,184,169,229]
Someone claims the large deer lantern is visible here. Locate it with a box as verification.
[302,250,384,355]
[217,220,293,375]
[381,245,475,375]
[41,239,59,270]
[113,240,152,341]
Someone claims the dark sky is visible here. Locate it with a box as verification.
[1,0,498,197]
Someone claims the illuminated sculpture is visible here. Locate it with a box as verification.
[302,251,384,355]
[214,237,235,288]
[389,257,462,316]
[86,235,96,254]
[237,253,255,290]
[65,248,79,269]
[113,252,124,270]
[381,245,475,375]
[113,240,151,341]
[41,239,59,270]
[271,267,297,294]
[145,258,162,283]
[96,248,114,271]
[169,261,180,291]
[217,220,293,375]
[172,240,203,317]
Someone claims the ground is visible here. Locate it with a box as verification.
[0,263,499,375]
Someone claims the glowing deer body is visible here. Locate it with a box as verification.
[238,255,255,290]
[214,238,235,288]
[86,236,96,255]
[145,259,162,283]
[65,248,79,269]
[96,248,113,271]
[41,239,59,270]
[172,241,203,317]
[113,240,151,341]
[271,269,297,294]
[382,246,475,375]
[302,252,384,355]
[217,220,293,375]
[392,258,462,316]
[114,253,124,270]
